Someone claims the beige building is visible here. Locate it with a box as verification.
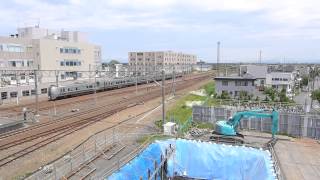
[128,51,197,75]
[0,26,101,101]
[0,26,101,84]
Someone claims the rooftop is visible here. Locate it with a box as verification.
[214,73,256,80]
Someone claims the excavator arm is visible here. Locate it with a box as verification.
[215,109,279,139]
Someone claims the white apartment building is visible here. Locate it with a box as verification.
[128,51,197,75]
[0,26,101,101]
[266,72,295,96]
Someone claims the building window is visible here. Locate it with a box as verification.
[60,47,81,54]
[41,88,47,94]
[10,92,17,98]
[1,92,8,99]
[61,74,65,79]
[60,61,65,66]
[22,90,30,96]
[222,81,228,86]
[31,89,36,95]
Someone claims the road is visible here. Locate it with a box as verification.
[294,76,320,111]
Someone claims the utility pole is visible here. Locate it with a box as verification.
[172,66,175,97]
[55,70,59,86]
[34,65,39,116]
[94,70,97,105]
[217,41,220,76]
[135,53,138,94]
[162,67,165,128]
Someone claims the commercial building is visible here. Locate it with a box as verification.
[214,74,257,98]
[266,72,295,96]
[0,26,101,101]
[128,51,197,75]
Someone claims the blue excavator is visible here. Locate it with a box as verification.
[210,109,279,144]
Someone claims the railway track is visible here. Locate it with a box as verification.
[0,74,201,114]
[0,74,208,140]
[0,74,210,168]
[0,74,210,140]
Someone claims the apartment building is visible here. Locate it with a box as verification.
[0,26,101,84]
[0,26,101,101]
[128,51,197,75]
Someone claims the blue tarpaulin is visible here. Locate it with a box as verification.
[108,139,275,180]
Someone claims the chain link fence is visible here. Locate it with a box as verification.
[193,106,320,139]
[26,125,157,180]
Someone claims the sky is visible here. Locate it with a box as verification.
[0,0,320,63]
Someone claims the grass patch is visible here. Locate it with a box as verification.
[13,172,33,180]
[202,81,215,97]
[136,134,172,144]
[193,122,214,129]
[166,94,205,125]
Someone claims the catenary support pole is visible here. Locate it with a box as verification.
[34,65,39,116]
[162,68,166,128]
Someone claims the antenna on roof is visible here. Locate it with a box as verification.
[217,41,220,76]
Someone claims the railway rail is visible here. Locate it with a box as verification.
[0,73,208,140]
[0,74,198,114]
[0,74,211,168]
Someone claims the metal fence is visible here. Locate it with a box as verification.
[193,106,320,139]
[26,126,157,180]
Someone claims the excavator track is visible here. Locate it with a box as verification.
[209,131,244,144]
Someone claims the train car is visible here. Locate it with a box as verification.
[48,72,180,100]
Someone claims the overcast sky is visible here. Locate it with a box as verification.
[0,0,320,63]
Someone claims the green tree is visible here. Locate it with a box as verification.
[239,91,248,100]
[264,87,276,101]
[311,89,320,104]
[221,91,230,99]
[279,88,289,102]
[301,75,309,87]
[109,60,120,65]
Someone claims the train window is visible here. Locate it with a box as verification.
[75,88,78,90]
[68,88,70,91]
[10,92,17,98]
[1,92,8,99]
[41,88,47,94]
[31,89,36,95]
[89,85,93,88]
[22,90,30,96]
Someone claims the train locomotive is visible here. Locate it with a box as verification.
[48,72,181,100]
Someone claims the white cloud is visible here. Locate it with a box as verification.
[0,0,319,39]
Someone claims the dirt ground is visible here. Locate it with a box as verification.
[0,78,211,179]
[275,138,320,180]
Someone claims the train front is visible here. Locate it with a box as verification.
[48,85,59,100]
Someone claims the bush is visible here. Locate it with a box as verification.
[312,90,320,104]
